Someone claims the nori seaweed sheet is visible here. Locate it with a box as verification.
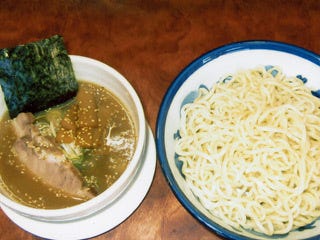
[0,35,78,118]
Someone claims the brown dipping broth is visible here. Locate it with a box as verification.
[0,81,136,209]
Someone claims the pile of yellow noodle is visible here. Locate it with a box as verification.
[175,66,320,235]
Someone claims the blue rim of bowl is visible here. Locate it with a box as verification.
[156,40,320,240]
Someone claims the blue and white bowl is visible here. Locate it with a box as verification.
[156,41,320,240]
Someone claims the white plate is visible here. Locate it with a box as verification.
[0,125,156,240]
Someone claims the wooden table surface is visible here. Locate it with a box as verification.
[0,1,319,239]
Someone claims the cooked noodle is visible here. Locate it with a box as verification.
[175,66,320,235]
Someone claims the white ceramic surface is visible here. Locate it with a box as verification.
[156,41,320,240]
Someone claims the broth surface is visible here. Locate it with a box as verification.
[0,81,136,209]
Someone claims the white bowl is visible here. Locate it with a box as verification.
[0,55,147,222]
[156,41,320,240]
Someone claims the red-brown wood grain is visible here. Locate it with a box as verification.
[0,1,319,239]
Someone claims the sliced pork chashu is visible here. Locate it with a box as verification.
[11,112,94,199]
